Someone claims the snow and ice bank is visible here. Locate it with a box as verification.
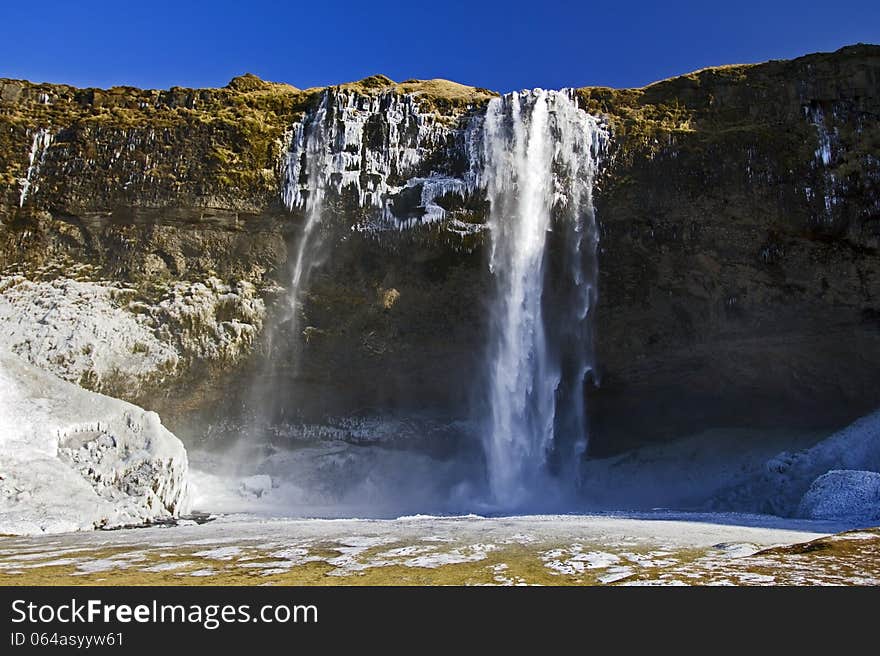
[710,410,880,518]
[0,351,192,535]
[0,275,178,392]
[0,274,264,397]
[579,428,814,511]
[578,410,880,522]
[798,470,880,521]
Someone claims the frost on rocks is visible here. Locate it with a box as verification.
[150,277,265,363]
[0,276,179,392]
[803,103,843,223]
[798,470,880,521]
[0,275,264,396]
[0,350,192,535]
[805,104,834,167]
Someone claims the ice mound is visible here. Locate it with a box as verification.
[705,409,880,516]
[0,350,192,535]
[798,470,880,521]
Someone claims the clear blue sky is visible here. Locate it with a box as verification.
[3,1,878,92]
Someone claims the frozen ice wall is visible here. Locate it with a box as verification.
[280,88,470,232]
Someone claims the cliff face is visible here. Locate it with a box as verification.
[1,45,879,451]
[583,45,880,448]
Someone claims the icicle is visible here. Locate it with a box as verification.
[19,128,53,207]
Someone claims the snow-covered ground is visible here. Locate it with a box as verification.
[0,350,191,535]
[1,512,875,585]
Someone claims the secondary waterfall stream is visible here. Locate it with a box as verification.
[479,90,607,507]
[279,88,462,334]
[280,94,331,337]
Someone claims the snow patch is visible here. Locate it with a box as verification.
[192,546,243,560]
[0,275,264,397]
[0,276,178,392]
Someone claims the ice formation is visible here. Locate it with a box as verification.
[150,277,265,363]
[0,350,192,535]
[0,275,264,394]
[280,88,472,232]
[18,128,53,207]
[0,276,179,391]
[798,470,880,521]
[804,104,842,222]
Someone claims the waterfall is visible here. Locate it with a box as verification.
[270,86,607,511]
[478,89,607,507]
[281,94,331,334]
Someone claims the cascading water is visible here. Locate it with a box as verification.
[248,86,469,435]
[243,85,606,514]
[477,89,607,508]
[280,94,331,335]
[231,86,486,511]
[19,128,53,208]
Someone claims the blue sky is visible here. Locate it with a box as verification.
[3,1,878,91]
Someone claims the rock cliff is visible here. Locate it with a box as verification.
[1,45,878,452]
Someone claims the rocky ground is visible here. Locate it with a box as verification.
[0,514,876,586]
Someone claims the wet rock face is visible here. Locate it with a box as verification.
[1,46,879,451]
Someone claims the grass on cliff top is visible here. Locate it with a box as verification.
[324,74,497,112]
[574,43,880,150]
